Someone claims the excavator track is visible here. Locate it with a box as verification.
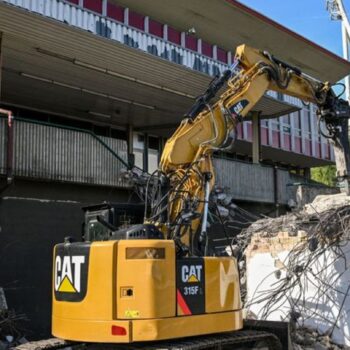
[11,330,282,350]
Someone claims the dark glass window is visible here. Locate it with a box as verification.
[107,1,124,22]
[185,35,197,51]
[84,0,102,14]
[149,136,159,150]
[149,19,163,37]
[168,27,181,45]
[202,41,212,57]
[129,11,144,30]
[217,47,227,63]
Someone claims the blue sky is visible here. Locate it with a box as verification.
[239,0,347,57]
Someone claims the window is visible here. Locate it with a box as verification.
[291,111,301,137]
[260,119,268,128]
[281,115,291,134]
[128,11,145,30]
[202,41,212,58]
[217,47,227,63]
[271,119,280,131]
[185,35,197,51]
[302,107,312,139]
[292,111,301,129]
[149,136,159,150]
[167,27,181,45]
[107,1,124,22]
[84,0,102,14]
[111,128,127,140]
[133,134,145,170]
[149,19,163,38]
[282,115,290,124]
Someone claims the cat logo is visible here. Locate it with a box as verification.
[54,243,90,302]
[229,99,249,118]
[181,265,203,283]
[55,255,85,293]
[233,101,244,115]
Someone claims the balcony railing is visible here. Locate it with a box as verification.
[213,157,324,205]
[3,0,229,76]
[0,116,130,188]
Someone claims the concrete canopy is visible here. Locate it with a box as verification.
[0,2,299,136]
[115,0,350,83]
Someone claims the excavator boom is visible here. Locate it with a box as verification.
[155,44,350,252]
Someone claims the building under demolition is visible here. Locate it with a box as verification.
[0,0,350,340]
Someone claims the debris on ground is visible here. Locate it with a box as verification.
[292,326,347,350]
[0,288,28,349]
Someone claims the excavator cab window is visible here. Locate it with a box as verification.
[82,203,145,242]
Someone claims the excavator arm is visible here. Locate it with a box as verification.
[148,44,350,255]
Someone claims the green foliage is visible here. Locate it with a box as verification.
[311,165,337,187]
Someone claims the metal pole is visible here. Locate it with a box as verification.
[327,0,350,99]
[251,111,261,164]
[342,21,350,100]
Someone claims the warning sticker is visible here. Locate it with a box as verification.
[124,310,140,318]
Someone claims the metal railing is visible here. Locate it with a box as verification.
[3,0,229,76]
[213,157,275,203]
[0,116,130,188]
[213,157,322,205]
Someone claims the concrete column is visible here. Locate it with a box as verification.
[213,45,218,60]
[310,105,316,157]
[252,112,261,164]
[102,0,107,16]
[290,113,296,152]
[273,166,280,216]
[127,124,134,167]
[300,107,306,154]
[268,119,273,146]
[304,168,311,179]
[144,16,149,33]
[279,116,284,149]
[163,24,168,41]
[243,121,248,140]
[181,32,186,47]
[197,39,202,54]
[124,8,129,25]
[227,51,232,65]
[143,133,149,172]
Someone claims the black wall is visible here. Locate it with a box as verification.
[0,178,132,340]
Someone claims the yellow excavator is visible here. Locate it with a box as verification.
[16,44,350,350]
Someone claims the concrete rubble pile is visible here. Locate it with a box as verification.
[237,193,350,349]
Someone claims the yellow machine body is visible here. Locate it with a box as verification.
[52,240,242,343]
